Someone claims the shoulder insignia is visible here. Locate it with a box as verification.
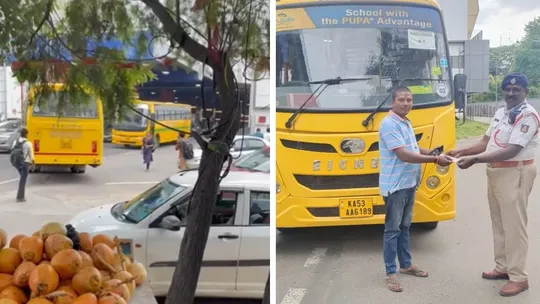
[520,124,530,133]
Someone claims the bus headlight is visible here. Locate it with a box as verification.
[276,183,281,194]
[426,176,440,189]
[436,165,449,174]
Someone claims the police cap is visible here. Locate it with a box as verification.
[501,72,529,90]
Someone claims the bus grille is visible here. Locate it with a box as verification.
[294,174,379,190]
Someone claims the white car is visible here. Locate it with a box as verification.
[185,136,269,170]
[230,135,269,159]
[69,170,270,299]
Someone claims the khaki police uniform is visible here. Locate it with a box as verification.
[485,101,539,283]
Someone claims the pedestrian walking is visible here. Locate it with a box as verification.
[449,72,539,297]
[378,86,452,292]
[176,132,195,170]
[264,127,270,142]
[142,132,154,171]
[252,128,264,139]
[10,127,34,202]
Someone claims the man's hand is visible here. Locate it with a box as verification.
[436,155,453,167]
[457,156,477,169]
[445,149,462,158]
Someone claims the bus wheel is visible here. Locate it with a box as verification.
[70,165,86,174]
[419,222,439,230]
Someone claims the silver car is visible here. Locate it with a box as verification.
[0,120,21,152]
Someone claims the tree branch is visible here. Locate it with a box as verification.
[29,0,54,46]
[141,0,215,67]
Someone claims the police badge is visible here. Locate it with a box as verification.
[511,78,516,85]
[520,124,530,133]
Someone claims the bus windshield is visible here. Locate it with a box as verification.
[114,104,149,132]
[276,4,451,111]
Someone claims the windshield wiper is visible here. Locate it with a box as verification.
[285,76,372,129]
[362,78,447,128]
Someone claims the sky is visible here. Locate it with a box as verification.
[474,0,540,47]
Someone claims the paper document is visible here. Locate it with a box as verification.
[446,156,459,163]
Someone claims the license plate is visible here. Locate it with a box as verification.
[339,198,374,219]
[59,139,72,149]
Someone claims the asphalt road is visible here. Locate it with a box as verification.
[0,142,260,304]
[276,141,540,304]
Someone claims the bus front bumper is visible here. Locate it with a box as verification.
[112,134,142,146]
[276,180,456,228]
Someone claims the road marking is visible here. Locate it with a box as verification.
[280,288,306,304]
[303,248,327,268]
[0,178,18,185]
[105,181,158,185]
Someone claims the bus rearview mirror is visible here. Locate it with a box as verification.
[454,74,467,110]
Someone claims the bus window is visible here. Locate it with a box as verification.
[32,93,98,118]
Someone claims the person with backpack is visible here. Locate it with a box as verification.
[175,132,194,170]
[10,128,34,202]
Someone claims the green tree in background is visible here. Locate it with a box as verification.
[0,0,269,303]
[515,16,540,86]
[489,44,516,77]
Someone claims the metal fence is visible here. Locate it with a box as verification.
[463,98,540,121]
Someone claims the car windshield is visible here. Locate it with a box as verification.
[276,4,451,111]
[112,178,187,223]
[233,147,270,173]
[114,104,149,132]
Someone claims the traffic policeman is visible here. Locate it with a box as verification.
[448,72,539,297]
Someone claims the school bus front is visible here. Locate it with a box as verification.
[276,0,457,229]
[26,86,104,173]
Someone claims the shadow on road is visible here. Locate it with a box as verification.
[277,224,437,254]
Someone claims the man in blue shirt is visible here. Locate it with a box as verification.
[378,86,452,292]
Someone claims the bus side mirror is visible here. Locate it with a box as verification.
[454,74,467,110]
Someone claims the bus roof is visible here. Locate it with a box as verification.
[276,0,441,9]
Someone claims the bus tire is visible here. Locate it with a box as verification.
[419,221,438,230]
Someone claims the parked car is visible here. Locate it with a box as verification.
[183,136,269,171]
[230,135,269,159]
[68,170,270,299]
[0,119,21,152]
[231,146,270,173]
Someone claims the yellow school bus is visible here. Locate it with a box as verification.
[26,84,104,174]
[276,0,467,231]
[112,101,191,148]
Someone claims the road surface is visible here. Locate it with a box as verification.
[0,142,261,304]
[276,140,540,304]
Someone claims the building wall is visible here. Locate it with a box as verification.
[437,0,489,93]
[437,0,469,41]
[249,76,270,133]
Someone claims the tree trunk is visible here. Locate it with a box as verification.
[164,62,240,304]
[262,273,270,304]
[140,2,243,303]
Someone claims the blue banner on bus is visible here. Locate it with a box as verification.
[304,5,443,32]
